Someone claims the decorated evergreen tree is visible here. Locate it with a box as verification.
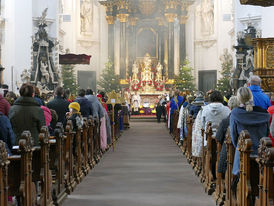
[175,59,196,93]
[62,64,78,95]
[216,49,233,96]
[98,60,121,93]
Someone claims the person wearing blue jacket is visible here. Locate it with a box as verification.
[74,89,93,118]
[230,87,270,176]
[169,90,184,134]
[0,111,15,155]
[248,75,270,110]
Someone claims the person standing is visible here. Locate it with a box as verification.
[47,86,70,126]
[248,75,270,109]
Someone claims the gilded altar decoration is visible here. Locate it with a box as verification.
[129,53,166,94]
[253,38,274,92]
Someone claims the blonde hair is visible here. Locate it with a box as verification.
[237,87,253,112]
[228,96,239,110]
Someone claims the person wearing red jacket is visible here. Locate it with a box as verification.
[267,105,274,146]
[0,89,10,116]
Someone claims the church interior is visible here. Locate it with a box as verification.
[0,0,274,206]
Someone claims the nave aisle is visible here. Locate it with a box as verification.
[63,121,215,206]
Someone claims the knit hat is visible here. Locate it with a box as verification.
[192,92,204,106]
[69,102,80,112]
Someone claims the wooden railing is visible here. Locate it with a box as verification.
[0,112,125,206]
[171,114,274,206]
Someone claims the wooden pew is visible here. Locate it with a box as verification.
[64,121,76,194]
[214,136,225,206]
[203,122,216,195]
[35,126,53,206]
[8,131,34,206]
[82,118,90,175]
[73,125,84,184]
[186,115,193,163]
[0,141,9,206]
[256,137,274,206]
[87,117,96,168]
[237,130,254,206]
[224,128,237,206]
[49,123,67,205]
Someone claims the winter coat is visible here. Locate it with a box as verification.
[34,96,45,106]
[230,106,270,175]
[41,106,52,127]
[47,96,70,125]
[249,85,271,110]
[216,116,230,174]
[74,97,93,118]
[192,109,203,157]
[68,113,83,131]
[0,94,10,116]
[270,114,274,146]
[170,96,184,114]
[85,95,104,119]
[267,106,274,146]
[9,96,46,145]
[201,103,230,145]
[0,112,15,155]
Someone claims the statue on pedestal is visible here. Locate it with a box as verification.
[30,8,59,90]
[155,62,163,82]
[141,53,153,82]
[132,61,139,84]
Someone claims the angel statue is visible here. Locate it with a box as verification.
[155,62,163,82]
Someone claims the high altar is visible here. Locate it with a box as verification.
[100,0,194,109]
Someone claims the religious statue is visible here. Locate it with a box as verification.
[239,49,254,80]
[132,92,141,113]
[132,61,139,84]
[155,62,163,82]
[201,0,214,35]
[31,8,59,90]
[141,53,153,82]
[80,0,93,34]
[21,69,31,83]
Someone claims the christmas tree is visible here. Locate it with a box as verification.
[216,49,233,96]
[175,59,196,93]
[98,60,121,93]
[62,64,78,95]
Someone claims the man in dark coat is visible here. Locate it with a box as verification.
[74,89,93,118]
[0,88,10,116]
[47,86,70,126]
[9,83,46,145]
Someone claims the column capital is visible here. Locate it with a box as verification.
[179,16,188,24]
[165,13,177,23]
[117,13,129,23]
[106,16,115,24]
[129,17,138,26]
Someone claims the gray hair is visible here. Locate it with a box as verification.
[248,75,261,86]
[237,87,253,112]
[0,89,3,96]
[228,96,239,110]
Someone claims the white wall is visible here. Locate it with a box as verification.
[61,0,108,84]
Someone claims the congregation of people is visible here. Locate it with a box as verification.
[0,83,114,156]
[160,75,274,204]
